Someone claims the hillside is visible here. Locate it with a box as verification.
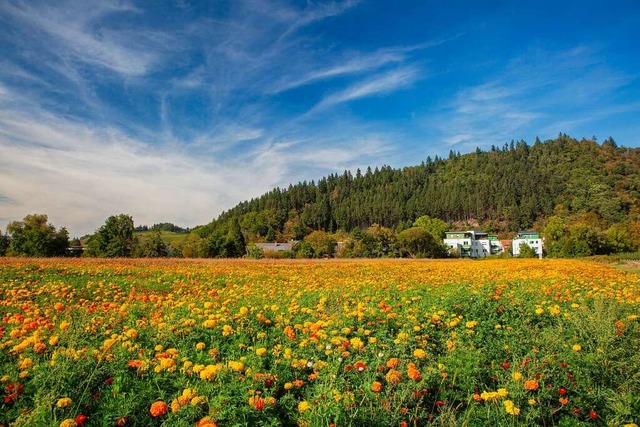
[198,134,638,239]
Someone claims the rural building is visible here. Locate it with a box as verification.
[512,231,543,258]
[255,241,297,252]
[443,231,504,258]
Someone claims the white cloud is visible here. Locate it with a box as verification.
[1,0,164,77]
[312,67,421,112]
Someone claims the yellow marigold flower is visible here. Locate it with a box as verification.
[413,349,426,359]
[528,398,536,405]
[199,364,223,380]
[228,361,244,372]
[56,397,73,408]
[497,388,508,397]
[59,321,70,330]
[191,396,207,406]
[222,325,234,336]
[511,372,523,381]
[284,382,293,390]
[465,321,478,328]
[572,344,582,352]
[171,399,181,413]
[59,419,77,427]
[503,400,520,415]
[256,347,267,357]
[196,342,206,350]
[49,336,59,346]
[18,358,33,370]
[298,400,312,413]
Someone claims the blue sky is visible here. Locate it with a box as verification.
[1,0,639,236]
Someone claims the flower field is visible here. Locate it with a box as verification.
[1,258,639,427]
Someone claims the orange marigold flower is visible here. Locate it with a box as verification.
[386,358,399,369]
[385,369,402,384]
[371,381,383,392]
[524,379,539,391]
[407,363,421,381]
[196,417,218,427]
[150,401,168,417]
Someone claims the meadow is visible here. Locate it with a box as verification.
[1,258,639,427]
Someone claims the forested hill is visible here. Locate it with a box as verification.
[199,134,640,242]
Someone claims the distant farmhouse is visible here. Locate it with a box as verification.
[511,231,543,258]
[443,230,543,258]
[254,241,297,252]
[443,230,504,258]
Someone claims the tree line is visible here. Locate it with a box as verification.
[3,134,640,258]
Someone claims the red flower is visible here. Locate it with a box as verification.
[589,411,598,419]
[75,415,88,425]
[558,387,567,396]
[105,377,114,385]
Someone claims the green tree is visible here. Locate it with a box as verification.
[180,233,209,258]
[397,227,446,258]
[85,214,136,257]
[224,218,246,257]
[303,231,336,258]
[542,216,568,257]
[0,233,9,256]
[134,229,168,257]
[517,242,539,258]
[413,215,448,241]
[606,223,634,253]
[6,214,68,257]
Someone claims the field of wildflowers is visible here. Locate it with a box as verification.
[1,258,639,426]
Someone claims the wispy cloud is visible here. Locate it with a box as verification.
[0,0,165,77]
[430,45,637,150]
[312,66,421,112]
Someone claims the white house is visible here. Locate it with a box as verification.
[512,231,543,258]
[443,230,504,258]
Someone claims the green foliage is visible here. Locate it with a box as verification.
[517,242,539,258]
[413,215,448,241]
[0,234,9,256]
[133,229,169,257]
[397,227,447,258]
[85,214,136,257]
[198,135,640,258]
[302,230,336,258]
[5,214,68,256]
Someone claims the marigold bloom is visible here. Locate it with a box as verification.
[572,344,582,352]
[56,397,73,408]
[413,349,426,359]
[59,419,77,427]
[298,400,312,413]
[386,358,399,368]
[524,379,539,391]
[407,363,421,381]
[385,369,402,384]
[150,401,168,417]
[511,372,522,381]
[196,417,218,427]
[256,347,267,357]
[371,381,383,392]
